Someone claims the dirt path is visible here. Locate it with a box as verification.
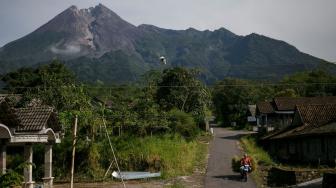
[204,127,257,188]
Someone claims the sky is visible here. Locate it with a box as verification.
[0,0,335,62]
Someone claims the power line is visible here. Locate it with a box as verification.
[2,82,336,89]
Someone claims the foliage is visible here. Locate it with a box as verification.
[241,135,275,166]
[274,88,298,97]
[240,135,276,187]
[281,69,336,97]
[1,60,75,93]
[66,50,150,84]
[1,63,211,182]
[0,162,35,187]
[231,155,256,173]
[231,155,241,173]
[0,170,24,187]
[212,69,336,126]
[212,78,256,125]
[156,67,211,118]
[109,134,207,178]
[168,109,198,139]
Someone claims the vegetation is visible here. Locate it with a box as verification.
[0,62,211,185]
[2,57,336,186]
[212,69,336,127]
[240,135,275,186]
[231,156,241,172]
[240,135,275,166]
[281,69,336,96]
[213,78,257,126]
[0,170,23,188]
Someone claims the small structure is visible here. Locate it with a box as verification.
[247,105,257,131]
[247,105,257,123]
[256,101,276,132]
[262,103,336,164]
[0,96,62,188]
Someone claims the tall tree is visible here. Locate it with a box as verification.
[281,69,336,96]
[155,67,210,117]
[212,78,256,125]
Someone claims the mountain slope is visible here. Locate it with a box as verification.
[0,4,335,83]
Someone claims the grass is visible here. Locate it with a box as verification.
[240,135,275,166]
[240,134,336,187]
[240,135,276,187]
[111,134,210,179]
[52,133,210,183]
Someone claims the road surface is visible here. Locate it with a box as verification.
[205,127,257,188]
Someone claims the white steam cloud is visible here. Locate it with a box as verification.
[50,44,81,55]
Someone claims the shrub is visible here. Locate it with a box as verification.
[241,135,274,166]
[232,155,257,173]
[104,134,205,178]
[232,155,241,172]
[0,170,24,187]
[168,109,198,139]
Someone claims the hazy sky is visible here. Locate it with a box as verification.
[0,0,335,62]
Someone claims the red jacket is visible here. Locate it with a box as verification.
[241,156,252,166]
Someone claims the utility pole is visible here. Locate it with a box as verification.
[70,115,78,188]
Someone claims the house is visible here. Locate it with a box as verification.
[256,96,336,132]
[0,95,62,188]
[262,103,336,164]
[256,101,276,132]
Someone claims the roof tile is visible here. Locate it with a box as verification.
[271,104,336,139]
[257,101,274,114]
[15,106,61,132]
[274,96,336,111]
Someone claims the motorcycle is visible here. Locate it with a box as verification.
[240,165,251,182]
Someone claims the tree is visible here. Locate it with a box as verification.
[155,67,210,118]
[281,69,336,96]
[212,78,255,126]
[274,88,298,97]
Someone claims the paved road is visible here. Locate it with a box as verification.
[205,127,257,188]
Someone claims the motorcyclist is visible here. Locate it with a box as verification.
[240,153,252,181]
[240,153,252,168]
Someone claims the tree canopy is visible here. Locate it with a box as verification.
[155,67,211,117]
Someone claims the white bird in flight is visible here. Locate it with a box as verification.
[160,56,167,65]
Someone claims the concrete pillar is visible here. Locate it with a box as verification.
[0,143,6,174]
[43,144,54,188]
[23,144,34,188]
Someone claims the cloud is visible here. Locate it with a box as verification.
[50,44,81,55]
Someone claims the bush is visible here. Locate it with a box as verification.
[168,109,198,139]
[232,155,256,173]
[241,135,274,166]
[232,155,241,172]
[104,134,205,178]
[0,170,24,187]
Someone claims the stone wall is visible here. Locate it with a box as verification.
[267,167,324,187]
